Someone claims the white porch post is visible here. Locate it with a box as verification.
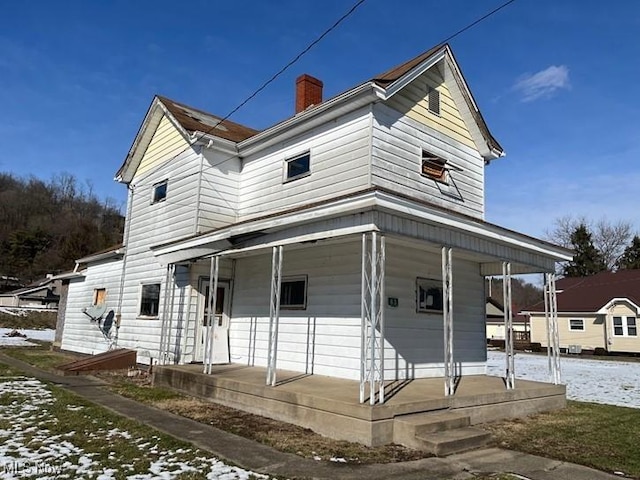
[266,245,283,386]
[204,256,219,375]
[544,273,561,384]
[442,246,454,396]
[360,232,386,404]
[502,261,515,389]
[159,264,176,365]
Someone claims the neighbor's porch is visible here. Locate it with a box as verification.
[153,361,566,447]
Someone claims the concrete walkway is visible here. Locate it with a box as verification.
[0,353,622,480]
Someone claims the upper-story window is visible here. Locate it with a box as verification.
[152,180,168,204]
[421,150,448,184]
[284,152,311,182]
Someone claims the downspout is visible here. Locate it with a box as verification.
[193,144,205,235]
[114,184,135,348]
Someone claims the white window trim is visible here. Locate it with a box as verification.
[613,316,637,337]
[138,282,161,319]
[151,179,168,204]
[568,318,585,331]
[283,151,311,183]
[280,275,308,310]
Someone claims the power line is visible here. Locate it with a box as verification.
[437,0,518,46]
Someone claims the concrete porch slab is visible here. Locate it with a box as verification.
[153,363,565,447]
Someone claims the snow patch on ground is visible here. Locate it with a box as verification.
[0,377,269,479]
[487,350,640,409]
[0,328,55,346]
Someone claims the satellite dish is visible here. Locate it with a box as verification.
[82,303,107,321]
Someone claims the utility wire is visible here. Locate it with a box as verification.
[437,0,518,46]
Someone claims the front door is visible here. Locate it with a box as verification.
[195,279,230,364]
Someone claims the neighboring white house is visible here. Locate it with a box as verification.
[59,44,571,393]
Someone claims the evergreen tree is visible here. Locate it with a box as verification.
[617,236,640,270]
[563,224,607,277]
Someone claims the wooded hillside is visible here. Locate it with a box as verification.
[0,172,124,282]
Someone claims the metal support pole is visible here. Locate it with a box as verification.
[360,234,367,404]
[503,261,515,389]
[166,264,177,364]
[203,257,215,374]
[359,232,385,404]
[550,273,561,384]
[266,246,283,386]
[442,247,454,396]
[159,264,173,365]
[544,273,552,378]
[205,256,219,375]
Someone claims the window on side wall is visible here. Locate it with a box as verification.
[284,152,310,182]
[152,180,168,204]
[421,150,448,184]
[416,277,443,313]
[628,317,638,336]
[93,288,107,306]
[280,276,307,310]
[139,283,161,317]
[568,318,584,331]
[613,316,637,336]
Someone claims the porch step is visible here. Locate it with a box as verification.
[416,427,491,456]
[393,411,490,456]
[56,349,137,375]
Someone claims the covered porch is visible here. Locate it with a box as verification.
[153,361,566,447]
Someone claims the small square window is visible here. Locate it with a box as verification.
[285,153,310,181]
[569,318,584,331]
[152,180,168,204]
[140,283,161,317]
[421,150,448,183]
[93,288,107,306]
[280,276,307,309]
[416,277,443,313]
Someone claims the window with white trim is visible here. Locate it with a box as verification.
[139,283,161,317]
[280,276,307,310]
[284,152,310,182]
[416,277,443,313]
[569,318,584,331]
[152,180,168,204]
[613,316,637,336]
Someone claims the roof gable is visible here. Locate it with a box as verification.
[372,44,503,160]
[116,96,259,184]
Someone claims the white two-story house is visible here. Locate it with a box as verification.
[60,44,570,421]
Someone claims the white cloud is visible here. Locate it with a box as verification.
[513,65,571,102]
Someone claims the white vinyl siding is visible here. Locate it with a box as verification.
[60,258,123,356]
[371,102,485,219]
[238,107,371,220]
[228,240,485,381]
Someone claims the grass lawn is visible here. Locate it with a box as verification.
[484,400,640,479]
[0,364,267,479]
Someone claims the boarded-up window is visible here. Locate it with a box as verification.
[428,86,440,115]
[421,150,447,183]
[280,276,307,309]
[93,288,106,306]
[140,283,161,317]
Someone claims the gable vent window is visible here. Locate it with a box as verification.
[152,180,168,204]
[421,150,448,183]
[285,152,311,182]
[428,86,440,115]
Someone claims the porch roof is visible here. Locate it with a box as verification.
[150,188,572,273]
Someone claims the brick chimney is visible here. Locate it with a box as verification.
[295,74,323,113]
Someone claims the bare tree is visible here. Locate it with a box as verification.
[545,215,634,271]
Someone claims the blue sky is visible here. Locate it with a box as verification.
[1,0,639,239]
